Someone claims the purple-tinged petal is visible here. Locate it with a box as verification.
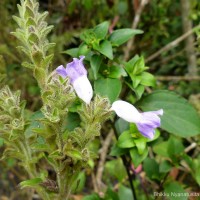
[136,110,163,139]
[56,65,67,78]
[136,123,155,139]
[139,112,161,128]
[66,56,87,83]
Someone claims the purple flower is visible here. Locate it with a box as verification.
[56,56,93,104]
[111,100,163,139]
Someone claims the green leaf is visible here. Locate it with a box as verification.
[140,72,156,87]
[167,136,184,157]
[94,78,122,103]
[93,21,109,40]
[63,48,79,57]
[31,143,50,152]
[105,188,120,200]
[159,160,172,173]
[110,144,129,156]
[71,171,86,193]
[90,55,102,80]
[130,147,148,168]
[20,178,43,188]
[108,66,127,79]
[65,149,82,160]
[94,40,113,60]
[153,141,169,157]
[22,61,35,69]
[135,85,145,99]
[124,55,139,74]
[32,51,43,65]
[164,182,187,200]
[115,118,129,135]
[25,111,45,138]
[192,157,200,185]
[143,158,160,180]
[117,131,135,148]
[118,185,134,200]
[137,90,200,137]
[109,29,143,46]
[134,138,146,154]
[78,43,90,56]
[64,112,80,131]
[105,159,127,182]
[82,193,100,200]
[41,54,54,69]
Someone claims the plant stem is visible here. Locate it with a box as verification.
[112,123,137,200]
[17,138,52,200]
[121,155,137,200]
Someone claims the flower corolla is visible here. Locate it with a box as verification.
[111,100,163,139]
[56,56,93,104]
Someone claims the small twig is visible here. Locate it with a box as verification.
[156,76,200,81]
[91,172,99,193]
[146,24,200,62]
[109,16,120,33]
[184,142,197,153]
[124,0,150,61]
[96,130,114,192]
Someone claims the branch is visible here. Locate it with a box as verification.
[124,0,150,61]
[156,76,200,81]
[181,0,198,75]
[146,24,200,63]
[96,130,114,192]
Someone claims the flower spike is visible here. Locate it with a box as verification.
[111,100,163,139]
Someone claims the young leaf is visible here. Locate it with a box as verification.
[130,147,148,168]
[109,29,143,46]
[94,40,113,60]
[117,131,135,148]
[134,138,146,154]
[108,66,127,79]
[140,72,156,87]
[62,48,79,57]
[137,90,200,137]
[90,55,102,80]
[93,21,109,40]
[20,178,43,188]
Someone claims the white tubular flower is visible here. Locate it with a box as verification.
[111,100,163,139]
[56,55,93,104]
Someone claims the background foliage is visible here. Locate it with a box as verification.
[0,0,200,200]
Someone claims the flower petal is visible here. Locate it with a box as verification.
[73,75,93,104]
[139,112,161,128]
[136,123,155,139]
[144,109,163,116]
[136,110,163,139]
[111,100,142,123]
[56,65,67,78]
[66,56,87,83]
